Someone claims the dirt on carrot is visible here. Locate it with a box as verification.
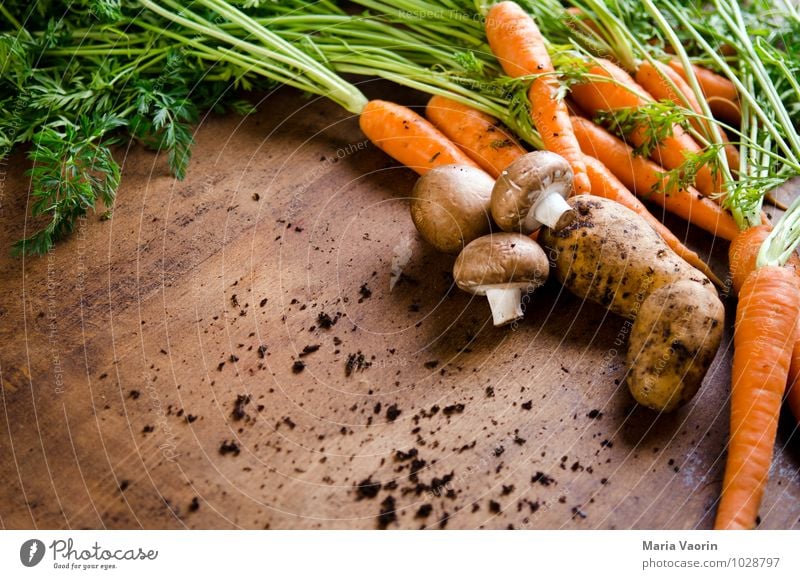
[425,95,526,178]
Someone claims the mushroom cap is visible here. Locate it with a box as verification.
[410,164,494,254]
[491,150,573,233]
[453,232,549,294]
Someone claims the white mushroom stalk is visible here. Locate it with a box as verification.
[483,284,530,326]
[526,182,574,231]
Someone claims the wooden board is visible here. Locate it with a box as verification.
[1,84,798,530]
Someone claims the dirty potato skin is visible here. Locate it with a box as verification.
[626,280,725,412]
[541,195,724,412]
[540,196,715,318]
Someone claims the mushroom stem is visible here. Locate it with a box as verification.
[530,192,575,231]
[485,287,524,326]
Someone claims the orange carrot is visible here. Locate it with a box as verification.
[668,59,741,125]
[425,95,525,178]
[729,226,772,295]
[715,265,800,530]
[728,225,800,295]
[729,226,800,426]
[485,1,590,194]
[570,59,722,196]
[635,60,740,172]
[358,100,480,175]
[572,116,739,240]
[583,154,721,284]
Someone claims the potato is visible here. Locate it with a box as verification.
[540,196,715,317]
[540,195,724,412]
[626,280,724,411]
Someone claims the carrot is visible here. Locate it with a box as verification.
[668,59,741,125]
[728,225,800,295]
[635,60,740,172]
[715,265,800,530]
[729,226,771,295]
[729,226,800,427]
[425,95,525,178]
[583,154,722,285]
[572,116,740,241]
[358,99,480,175]
[485,1,590,194]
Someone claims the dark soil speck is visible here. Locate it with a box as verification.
[386,404,401,422]
[231,394,251,421]
[377,496,397,529]
[415,504,433,519]
[531,471,555,486]
[219,440,241,456]
[355,477,382,500]
[442,403,465,416]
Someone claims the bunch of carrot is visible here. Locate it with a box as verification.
[266,1,744,268]
[640,0,800,531]
[332,2,730,288]
[581,0,800,531]
[540,1,800,532]
[352,1,800,531]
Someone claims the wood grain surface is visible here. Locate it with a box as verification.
[1,83,798,530]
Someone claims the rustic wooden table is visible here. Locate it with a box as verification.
[1,83,798,529]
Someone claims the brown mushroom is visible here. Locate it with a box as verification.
[453,233,549,326]
[491,151,576,233]
[410,164,494,254]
